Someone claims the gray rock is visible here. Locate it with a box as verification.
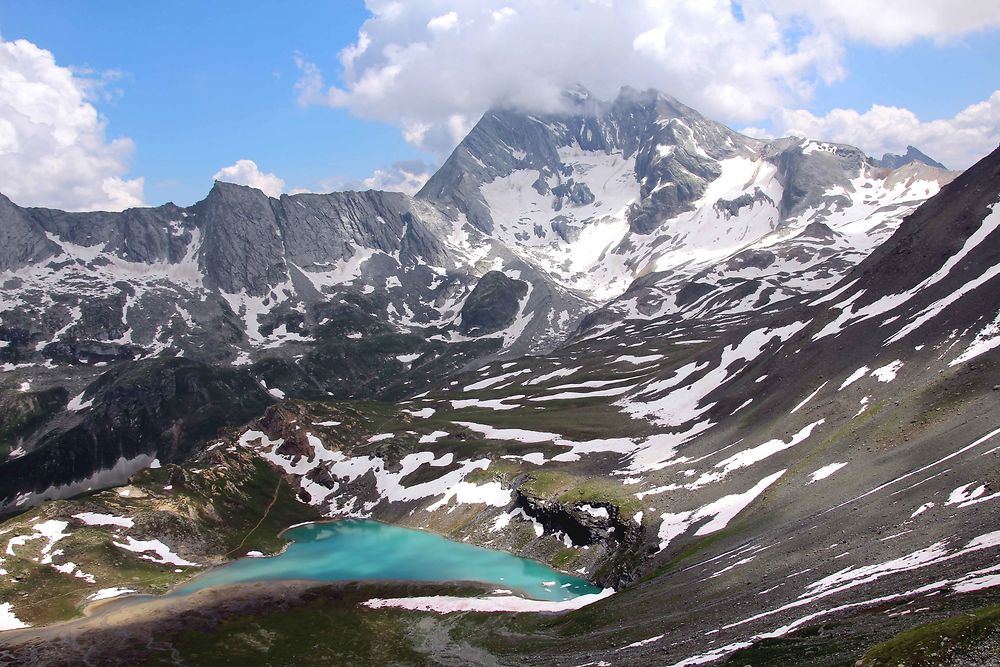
[0,194,60,272]
[419,86,759,237]
[878,145,947,170]
[196,181,287,296]
[460,271,529,335]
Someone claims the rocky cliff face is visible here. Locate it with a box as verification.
[0,195,61,272]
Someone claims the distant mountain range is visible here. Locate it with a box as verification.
[878,144,947,170]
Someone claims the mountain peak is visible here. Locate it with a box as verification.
[560,83,596,105]
[615,85,678,103]
[878,145,947,170]
[207,179,271,200]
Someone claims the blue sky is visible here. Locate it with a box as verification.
[813,35,999,119]
[0,0,431,206]
[0,1,998,210]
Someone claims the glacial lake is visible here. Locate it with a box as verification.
[177,519,600,601]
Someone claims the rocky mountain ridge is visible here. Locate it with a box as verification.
[0,87,959,512]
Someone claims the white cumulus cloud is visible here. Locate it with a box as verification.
[0,37,143,211]
[765,0,1000,47]
[294,1,1000,161]
[294,0,849,154]
[321,159,434,195]
[212,159,285,197]
[756,91,1000,169]
[427,11,459,32]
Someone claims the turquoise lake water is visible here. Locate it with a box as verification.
[177,519,600,601]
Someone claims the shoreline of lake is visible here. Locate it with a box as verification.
[0,578,499,649]
[0,518,605,646]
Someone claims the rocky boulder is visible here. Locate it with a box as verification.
[459,271,529,335]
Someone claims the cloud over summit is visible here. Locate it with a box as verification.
[295,0,1000,165]
[213,160,285,197]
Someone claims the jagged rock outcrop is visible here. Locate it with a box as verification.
[0,194,61,272]
[459,271,529,334]
[878,144,947,170]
